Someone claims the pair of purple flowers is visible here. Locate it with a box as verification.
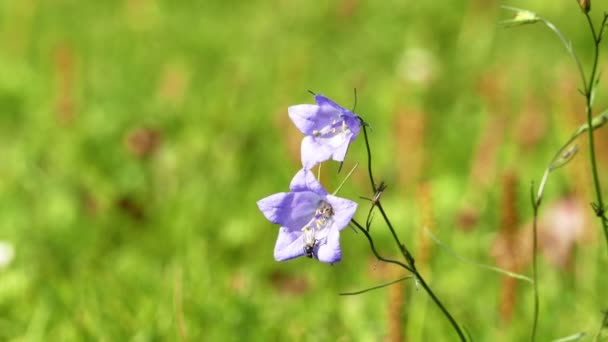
[257,95,362,263]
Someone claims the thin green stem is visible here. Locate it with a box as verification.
[339,275,414,296]
[583,12,608,253]
[359,119,377,192]
[526,9,608,341]
[358,120,466,341]
[376,203,415,265]
[415,273,467,342]
[351,219,413,272]
[530,185,540,342]
[539,18,587,88]
[425,228,533,283]
[376,203,466,341]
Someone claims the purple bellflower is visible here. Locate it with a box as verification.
[257,169,358,263]
[288,94,361,169]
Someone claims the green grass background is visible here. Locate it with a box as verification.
[1,0,607,340]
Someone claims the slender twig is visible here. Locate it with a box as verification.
[333,163,358,196]
[582,12,608,253]
[358,120,466,341]
[539,17,587,89]
[376,209,466,341]
[522,10,608,341]
[351,219,413,272]
[530,139,579,342]
[530,142,580,342]
[376,203,415,265]
[340,275,413,296]
[552,332,586,342]
[425,228,533,283]
[530,184,540,342]
[359,119,376,192]
[501,6,587,87]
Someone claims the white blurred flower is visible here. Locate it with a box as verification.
[0,241,15,269]
[397,47,439,86]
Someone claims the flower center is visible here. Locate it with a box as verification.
[302,200,334,257]
[313,200,334,227]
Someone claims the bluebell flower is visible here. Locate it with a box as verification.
[288,94,361,169]
[257,169,358,263]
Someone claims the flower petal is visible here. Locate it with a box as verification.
[288,104,320,135]
[301,136,333,169]
[344,115,361,138]
[257,192,320,229]
[289,168,327,196]
[315,94,343,112]
[326,195,358,231]
[314,94,343,122]
[315,94,359,128]
[257,193,291,224]
[330,138,350,162]
[274,227,306,261]
[316,228,342,263]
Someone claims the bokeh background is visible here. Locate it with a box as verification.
[1,0,608,340]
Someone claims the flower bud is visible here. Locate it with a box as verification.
[579,0,590,13]
[500,7,540,27]
[549,145,579,171]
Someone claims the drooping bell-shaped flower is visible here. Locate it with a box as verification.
[288,94,361,169]
[257,169,358,263]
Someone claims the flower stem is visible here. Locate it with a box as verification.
[530,185,540,342]
[414,270,467,342]
[377,202,466,341]
[351,218,413,272]
[357,121,466,341]
[583,12,608,254]
[359,118,377,192]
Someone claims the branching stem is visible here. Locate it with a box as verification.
[355,119,466,341]
[582,12,608,252]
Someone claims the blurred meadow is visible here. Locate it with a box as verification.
[1,0,608,340]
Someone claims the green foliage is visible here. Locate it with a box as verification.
[0,0,606,340]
